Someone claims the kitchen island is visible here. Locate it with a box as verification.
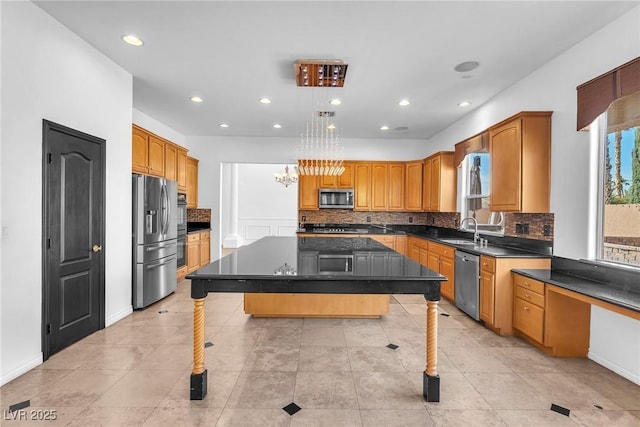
[187,236,445,402]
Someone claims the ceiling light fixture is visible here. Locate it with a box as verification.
[294,59,348,87]
[458,100,472,107]
[274,165,298,188]
[380,125,390,131]
[454,61,479,72]
[259,97,271,104]
[272,123,282,129]
[190,96,204,103]
[398,99,410,106]
[293,59,347,177]
[218,123,229,128]
[121,34,144,46]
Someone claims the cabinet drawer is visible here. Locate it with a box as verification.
[371,235,394,244]
[513,297,544,343]
[515,286,545,308]
[480,256,495,273]
[428,242,455,259]
[187,233,200,243]
[513,274,545,294]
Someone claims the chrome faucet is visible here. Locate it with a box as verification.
[460,217,479,243]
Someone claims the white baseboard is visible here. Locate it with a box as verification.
[0,353,43,387]
[105,305,133,327]
[588,351,640,385]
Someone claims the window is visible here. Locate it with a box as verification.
[460,152,504,234]
[596,91,640,267]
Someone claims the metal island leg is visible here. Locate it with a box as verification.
[190,297,207,400]
[423,297,440,402]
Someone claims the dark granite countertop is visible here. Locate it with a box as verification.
[297,224,551,259]
[513,266,640,314]
[188,236,444,284]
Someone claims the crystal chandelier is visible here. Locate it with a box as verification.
[274,165,298,187]
[294,59,348,177]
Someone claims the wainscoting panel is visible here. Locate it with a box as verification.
[240,217,297,245]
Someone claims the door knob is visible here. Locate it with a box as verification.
[92,244,102,253]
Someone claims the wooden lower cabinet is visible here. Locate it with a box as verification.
[480,257,550,336]
[407,237,454,301]
[187,231,210,273]
[512,273,590,357]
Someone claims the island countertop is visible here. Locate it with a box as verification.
[187,236,446,298]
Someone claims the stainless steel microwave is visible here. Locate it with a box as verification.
[319,188,354,209]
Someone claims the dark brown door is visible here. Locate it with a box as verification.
[42,120,105,359]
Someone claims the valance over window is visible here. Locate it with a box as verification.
[454,131,488,167]
[576,56,640,131]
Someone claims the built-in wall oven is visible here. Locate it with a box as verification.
[177,193,187,268]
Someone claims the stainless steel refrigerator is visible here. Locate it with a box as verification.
[132,174,178,309]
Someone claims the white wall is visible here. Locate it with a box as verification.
[0,2,133,385]
[233,163,299,245]
[425,6,640,383]
[186,135,429,260]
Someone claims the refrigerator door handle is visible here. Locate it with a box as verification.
[145,241,177,251]
[145,254,177,270]
[160,184,169,236]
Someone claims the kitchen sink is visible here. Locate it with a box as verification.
[439,238,477,245]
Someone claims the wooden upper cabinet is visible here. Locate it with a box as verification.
[298,174,319,210]
[423,152,456,212]
[490,112,551,212]
[164,143,178,182]
[354,163,371,210]
[318,162,354,188]
[186,156,199,209]
[147,135,165,177]
[132,125,149,174]
[176,147,188,191]
[388,163,405,211]
[371,163,388,210]
[405,161,423,211]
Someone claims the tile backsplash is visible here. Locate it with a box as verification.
[299,209,554,241]
[187,208,211,222]
[299,210,429,225]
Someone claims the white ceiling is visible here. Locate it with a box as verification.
[35,1,638,140]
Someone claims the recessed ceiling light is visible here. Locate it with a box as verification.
[395,126,409,131]
[454,61,479,72]
[458,100,472,107]
[218,123,229,128]
[190,96,203,103]
[330,98,342,105]
[380,125,390,131]
[259,97,271,104]
[398,99,410,106]
[327,123,336,130]
[121,34,144,46]
[272,123,282,129]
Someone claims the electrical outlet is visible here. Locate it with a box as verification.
[522,223,529,234]
[301,215,306,222]
[454,218,458,227]
[515,223,523,233]
[366,216,371,223]
[431,217,435,225]
[409,217,413,223]
[543,224,551,236]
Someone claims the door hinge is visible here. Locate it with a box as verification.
[46,324,51,335]
[47,238,51,249]
[48,153,52,164]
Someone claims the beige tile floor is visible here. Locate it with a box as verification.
[1,281,639,426]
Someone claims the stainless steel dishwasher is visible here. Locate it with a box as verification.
[455,250,480,320]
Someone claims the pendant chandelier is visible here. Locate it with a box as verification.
[274,165,298,187]
[293,59,348,177]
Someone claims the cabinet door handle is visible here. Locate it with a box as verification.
[524,282,530,287]
[524,293,531,299]
[523,306,529,311]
